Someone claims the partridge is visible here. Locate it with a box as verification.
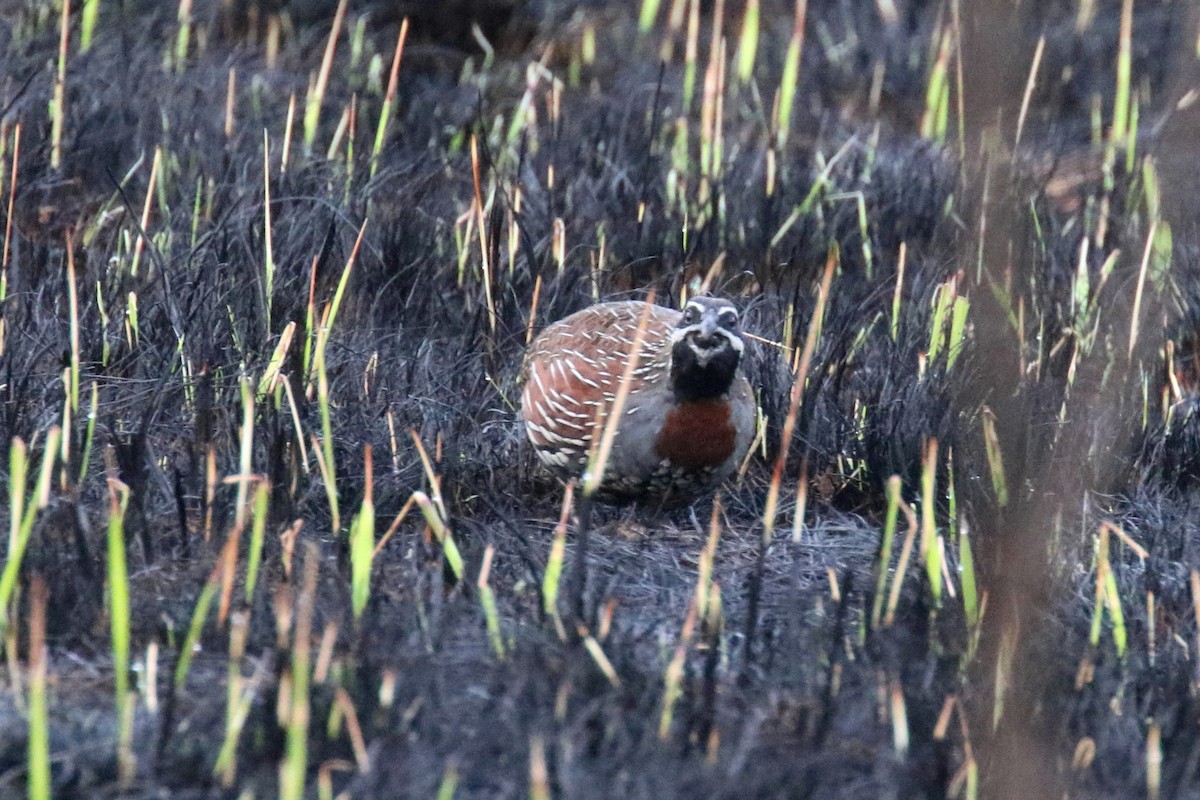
[520,296,756,504]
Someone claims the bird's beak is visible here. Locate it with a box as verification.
[700,315,719,340]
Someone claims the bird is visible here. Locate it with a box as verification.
[520,296,756,505]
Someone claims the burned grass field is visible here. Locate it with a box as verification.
[1,0,1200,797]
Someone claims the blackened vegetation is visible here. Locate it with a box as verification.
[0,1,1198,799]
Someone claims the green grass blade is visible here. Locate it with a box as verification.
[27,579,51,800]
[736,0,760,82]
[349,459,375,618]
[920,439,942,603]
[244,481,270,602]
[871,476,901,629]
[1,430,61,634]
[175,576,219,689]
[638,0,663,32]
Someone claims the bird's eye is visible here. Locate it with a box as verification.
[683,307,700,324]
[719,310,738,328]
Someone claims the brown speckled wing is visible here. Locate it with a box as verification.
[520,301,677,474]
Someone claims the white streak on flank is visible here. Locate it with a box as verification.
[526,419,585,448]
[562,347,597,367]
[535,399,587,433]
[564,358,600,388]
[525,425,545,446]
[539,450,572,467]
[546,411,588,432]
[530,398,551,425]
[530,361,550,396]
[543,393,589,420]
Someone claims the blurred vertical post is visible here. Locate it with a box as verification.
[1154,4,1200,232]
[956,2,1056,796]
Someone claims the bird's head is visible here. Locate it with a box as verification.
[669,297,744,400]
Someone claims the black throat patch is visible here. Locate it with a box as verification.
[670,337,740,401]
